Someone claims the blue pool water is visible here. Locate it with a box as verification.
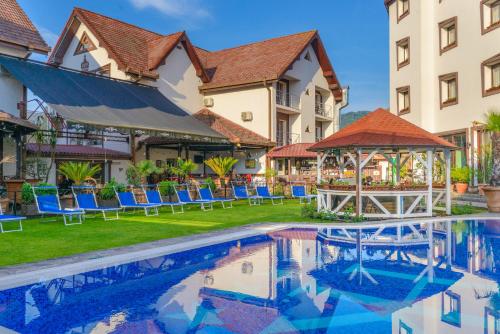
[0,220,499,333]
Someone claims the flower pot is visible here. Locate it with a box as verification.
[454,182,468,194]
[0,197,9,213]
[21,203,38,216]
[99,198,119,208]
[483,186,500,213]
[478,184,489,196]
[59,194,74,209]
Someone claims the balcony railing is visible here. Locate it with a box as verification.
[276,132,300,147]
[315,136,324,143]
[276,91,300,110]
[315,103,333,118]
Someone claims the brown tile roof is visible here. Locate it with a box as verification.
[49,8,208,81]
[193,109,274,147]
[196,31,343,100]
[267,143,316,159]
[0,0,49,54]
[26,143,130,160]
[309,108,457,151]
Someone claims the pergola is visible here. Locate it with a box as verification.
[309,109,457,218]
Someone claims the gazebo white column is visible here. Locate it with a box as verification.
[426,150,434,216]
[444,149,452,215]
[355,149,362,217]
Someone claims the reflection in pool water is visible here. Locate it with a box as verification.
[0,220,499,333]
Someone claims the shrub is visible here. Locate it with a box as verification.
[158,180,178,196]
[202,178,216,192]
[100,178,126,200]
[451,166,471,183]
[22,182,56,204]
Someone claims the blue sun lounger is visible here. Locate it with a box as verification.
[115,188,160,216]
[290,182,316,204]
[175,185,213,211]
[196,184,234,209]
[33,186,84,226]
[72,186,121,221]
[256,185,284,205]
[142,184,184,214]
[0,203,25,233]
[231,183,261,206]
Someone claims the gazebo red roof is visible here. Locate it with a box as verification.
[267,143,316,158]
[309,108,456,151]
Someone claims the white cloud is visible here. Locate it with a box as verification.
[129,0,211,20]
[36,24,59,48]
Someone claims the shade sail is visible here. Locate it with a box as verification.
[0,55,227,142]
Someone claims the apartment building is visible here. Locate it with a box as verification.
[386,0,500,172]
[48,8,347,178]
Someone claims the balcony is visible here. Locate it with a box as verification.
[276,131,300,147]
[276,91,300,110]
[315,102,333,119]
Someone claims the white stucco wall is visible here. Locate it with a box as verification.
[388,0,500,134]
[0,68,23,117]
[58,22,130,81]
[154,44,204,114]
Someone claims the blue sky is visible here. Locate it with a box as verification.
[20,0,389,113]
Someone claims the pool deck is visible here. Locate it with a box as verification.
[0,213,498,290]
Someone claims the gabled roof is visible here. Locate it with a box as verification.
[49,8,208,81]
[267,143,316,158]
[194,109,274,147]
[0,0,49,54]
[196,31,343,100]
[309,108,457,151]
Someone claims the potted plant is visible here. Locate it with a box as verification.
[483,111,500,212]
[157,180,178,201]
[58,161,102,207]
[204,156,238,188]
[98,178,125,207]
[126,160,164,202]
[21,182,55,215]
[451,166,471,194]
[169,158,198,183]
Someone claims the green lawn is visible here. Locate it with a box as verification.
[0,201,308,267]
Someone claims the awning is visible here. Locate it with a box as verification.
[0,55,227,142]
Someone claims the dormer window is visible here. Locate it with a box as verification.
[396,37,410,69]
[439,17,457,54]
[74,32,97,55]
[481,0,500,34]
[397,0,410,22]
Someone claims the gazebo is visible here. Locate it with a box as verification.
[308,108,457,218]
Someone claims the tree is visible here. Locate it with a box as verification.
[485,110,500,186]
[204,157,238,180]
[169,158,197,182]
[57,162,101,185]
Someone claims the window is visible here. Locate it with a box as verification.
[441,291,461,327]
[396,86,410,115]
[74,31,97,55]
[397,0,410,22]
[481,0,500,34]
[439,72,458,108]
[485,307,500,334]
[439,17,457,54]
[396,37,410,69]
[304,51,311,61]
[482,53,500,97]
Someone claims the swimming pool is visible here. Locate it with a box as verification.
[0,219,499,333]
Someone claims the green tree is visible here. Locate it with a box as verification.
[485,110,500,186]
[57,162,101,185]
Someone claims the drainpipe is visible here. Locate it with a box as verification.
[265,80,272,170]
[337,86,350,131]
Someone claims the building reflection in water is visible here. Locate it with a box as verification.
[0,220,499,333]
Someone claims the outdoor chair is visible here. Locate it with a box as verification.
[175,185,213,211]
[114,188,160,216]
[72,186,121,221]
[142,184,184,214]
[0,202,25,233]
[33,186,85,226]
[256,185,284,205]
[231,183,261,206]
[290,182,316,204]
[196,183,234,209]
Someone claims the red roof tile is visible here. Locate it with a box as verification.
[196,31,342,100]
[0,0,49,53]
[309,108,457,151]
[193,109,274,147]
[49,8,207,80]
[267,143,316,159]
[26,143,130,160]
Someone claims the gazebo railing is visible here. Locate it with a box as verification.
[318,188,445,219]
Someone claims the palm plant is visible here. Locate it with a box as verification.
[57,162,101,185]
[126,160,163,185]
[169,158,197,182]
[485,110,500,187]
[204,157,238,185]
